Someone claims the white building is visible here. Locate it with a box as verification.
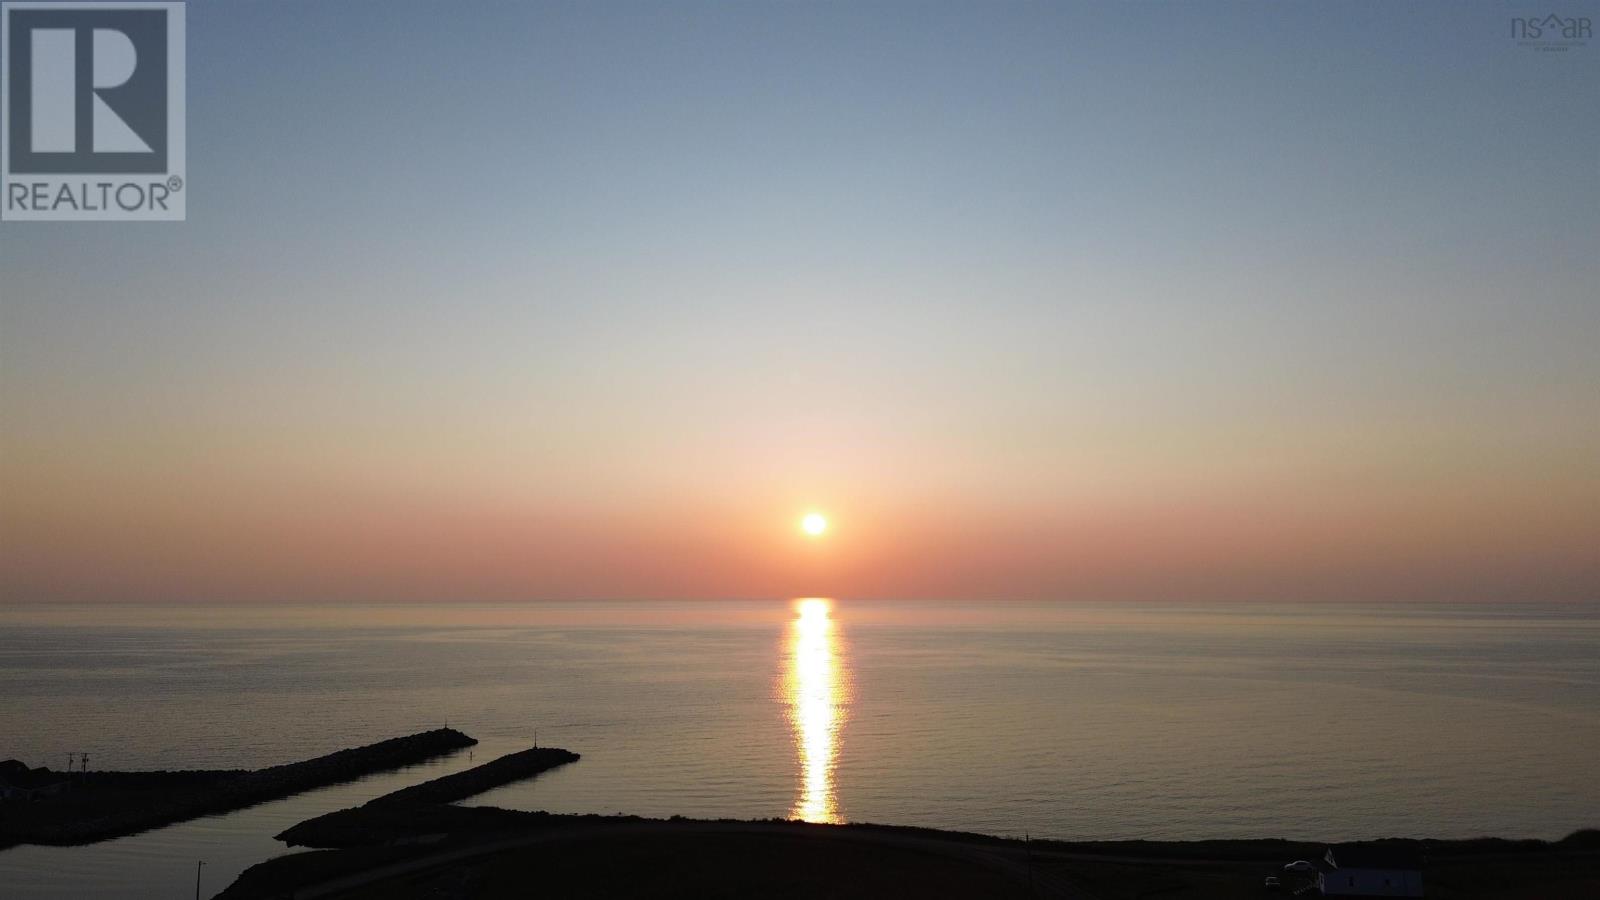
[1320,844,1424,897]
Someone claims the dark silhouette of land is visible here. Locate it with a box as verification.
[0,728,475,848]
[229,744,1600,900]
[222,810,1600,900]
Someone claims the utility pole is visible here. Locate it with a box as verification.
[66,752,74,773]
[194,860,205,900]
[1026,832,1035,897]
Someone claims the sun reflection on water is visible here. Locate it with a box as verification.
[784,597,848,823]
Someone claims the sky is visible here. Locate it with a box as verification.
[1,1,1597,603]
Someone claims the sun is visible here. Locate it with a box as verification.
[801,513,828,537]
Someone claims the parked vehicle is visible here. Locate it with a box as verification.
[1263,874,1283,892]
[1283,860,1316,873]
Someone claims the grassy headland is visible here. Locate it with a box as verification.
[224,801,1600,900]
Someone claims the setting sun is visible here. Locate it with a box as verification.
[801,513,828,537]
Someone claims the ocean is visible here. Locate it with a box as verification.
[1,600,1596,898]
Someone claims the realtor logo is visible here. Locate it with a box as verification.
[2,1,185,221]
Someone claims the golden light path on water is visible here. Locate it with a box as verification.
[784,597,848,824]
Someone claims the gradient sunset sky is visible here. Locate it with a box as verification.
[2,1,1596,603]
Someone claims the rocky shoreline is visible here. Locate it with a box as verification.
[276,745,580,847]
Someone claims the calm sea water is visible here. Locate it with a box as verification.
[2,600,1597,898]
